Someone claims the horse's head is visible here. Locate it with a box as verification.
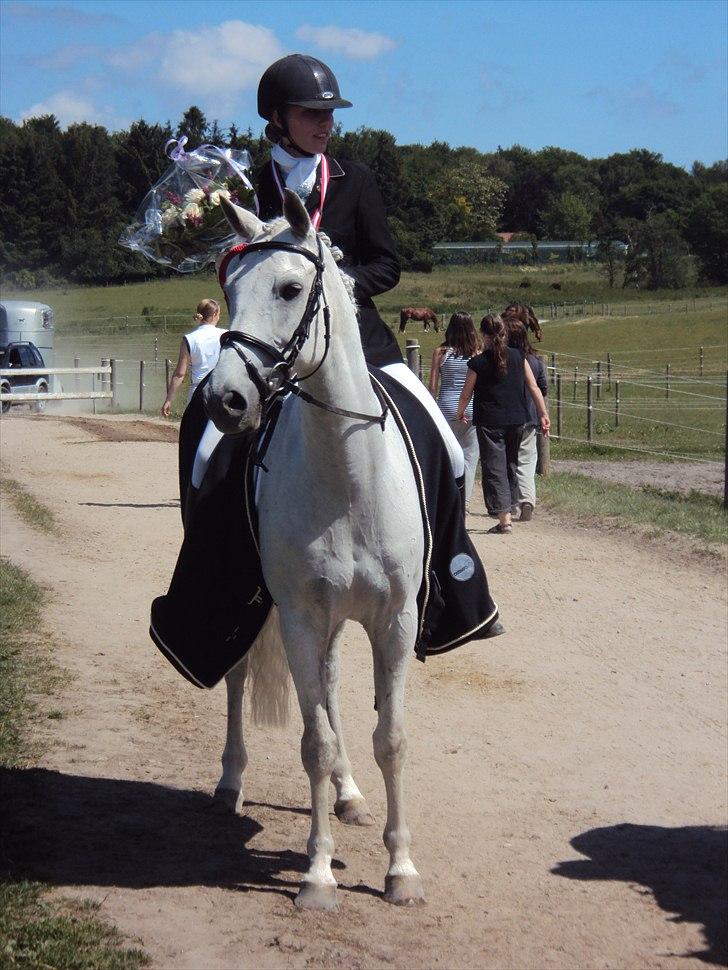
[204,190,333,435]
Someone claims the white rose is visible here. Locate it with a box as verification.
[161,207,179,228]
[184,188,205,204]
[209,188,231,206]
[181,202,203,222]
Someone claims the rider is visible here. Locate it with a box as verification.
[255,54,463,478]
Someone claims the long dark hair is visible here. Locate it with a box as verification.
[442,312,481,358]
[503,303,543,341]
[480,313,509,377]
[505,318,535,358]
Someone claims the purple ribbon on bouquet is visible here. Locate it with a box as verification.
[165,136,189,160]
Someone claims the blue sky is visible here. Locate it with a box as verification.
[1,0,726,170]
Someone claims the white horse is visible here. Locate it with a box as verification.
[202,190,426,910]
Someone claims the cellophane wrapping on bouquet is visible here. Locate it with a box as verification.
[119,138,258,273]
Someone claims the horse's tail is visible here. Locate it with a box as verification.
[246,607,291,728]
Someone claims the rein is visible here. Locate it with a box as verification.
[218,236,389,432]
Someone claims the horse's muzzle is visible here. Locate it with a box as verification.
[202,382,258,434]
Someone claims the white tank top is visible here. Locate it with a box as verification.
[185,324,223,397]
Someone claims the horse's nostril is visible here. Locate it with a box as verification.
[223,390,247,414]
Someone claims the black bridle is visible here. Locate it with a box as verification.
[218,236,389,430]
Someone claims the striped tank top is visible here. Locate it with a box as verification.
[437,350,473,420]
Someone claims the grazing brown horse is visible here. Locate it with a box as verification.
[399,306,440,333]
[502,302,543,341]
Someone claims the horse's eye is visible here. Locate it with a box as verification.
[280,282,303,301]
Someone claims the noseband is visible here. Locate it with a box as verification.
[218,236,388,430]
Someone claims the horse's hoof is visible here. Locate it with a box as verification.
[334,796,375,827]
[211,787,242,814]
[295,882,338,911]
[384,873,426,906]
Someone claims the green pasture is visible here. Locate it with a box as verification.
[2,266,726,460]
[2,262,728,333]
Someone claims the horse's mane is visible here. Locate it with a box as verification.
[256,218,357,309]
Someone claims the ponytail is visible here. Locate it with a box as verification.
[480,313,508,377]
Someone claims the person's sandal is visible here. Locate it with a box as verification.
[487,523,512,534]
[519,502,534,522]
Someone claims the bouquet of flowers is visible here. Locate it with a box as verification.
[119,138,258,273]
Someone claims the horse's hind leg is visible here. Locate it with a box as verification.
[370,615,425,906]
[326,625,375,827]
[280,613,339,910]
[213,657,249,813]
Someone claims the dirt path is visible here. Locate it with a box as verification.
[553,459,725,497]
[2,413,726,970]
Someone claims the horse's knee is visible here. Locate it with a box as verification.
[301,717,338,778]
[373,723,407,771]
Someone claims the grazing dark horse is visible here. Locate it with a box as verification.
[399,306,440,333]
[502,302,543,341]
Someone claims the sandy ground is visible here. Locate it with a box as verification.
[1,412,726,970]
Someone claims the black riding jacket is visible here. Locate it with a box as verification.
[257,156,403,367]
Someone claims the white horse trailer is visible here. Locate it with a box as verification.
[0,300,60,392]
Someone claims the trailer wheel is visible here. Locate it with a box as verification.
[1,384,10,415]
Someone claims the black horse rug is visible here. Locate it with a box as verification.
[150,368,499,688]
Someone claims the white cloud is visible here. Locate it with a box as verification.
[19,90,126,129]
[295,24,396,61]
[5,1,120,27]
[109,21,283,97]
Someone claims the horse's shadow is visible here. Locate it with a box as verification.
[553,822,728,966]
[0,767,344,900]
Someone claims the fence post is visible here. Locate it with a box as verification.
[607,352,612,391]
[537,430,550,476]
[154,337,159,367]
[724,371,728,511]
[163,315,168,334]
[587,375,593,442]
[405,339,420,379]
[596,361,602,400]
[550,353,557,386]
[110,359,118,410]
[165,358,171,393]
[100,358,109,398]
[666,363,671,400]
[700,345,704,377]
[573,365,578,402]
[615,380,620,428]
[556,374,562,439]
[139,360,145,412]
[74,356,80,392]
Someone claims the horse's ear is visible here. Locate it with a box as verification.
[283,188,313,239]
[220,196,264,241]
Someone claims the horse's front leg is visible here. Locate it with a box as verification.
[326,625,375,827]
[280,611,339,910]
[369,612,425,906]
[213,657,249,813]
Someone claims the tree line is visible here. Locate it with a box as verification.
[0,105,725,289]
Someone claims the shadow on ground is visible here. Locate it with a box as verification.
[0,767,346,900]
[553,822,728,965]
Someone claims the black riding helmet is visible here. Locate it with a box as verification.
[258,54,353,120]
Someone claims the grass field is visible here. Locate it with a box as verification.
[2,265,726,459]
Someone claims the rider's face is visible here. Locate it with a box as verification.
[278,106,334,155]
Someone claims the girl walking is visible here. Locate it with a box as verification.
[457,313,549,534]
